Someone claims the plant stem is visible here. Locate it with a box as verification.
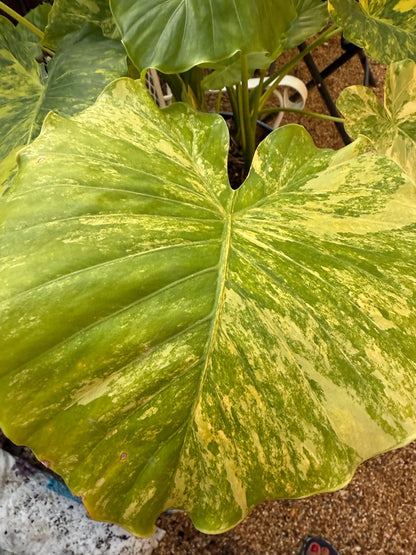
[226,85,239,129]
[0,1,43,39]
[216,89,223,113]
[259,25,342,110]
[240,54,256,168]
[250,68,266,130]
[259,106,345,123]
[0,1,55,55]
[236,83,247,156]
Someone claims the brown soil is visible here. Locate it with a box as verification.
[155,36,416,555]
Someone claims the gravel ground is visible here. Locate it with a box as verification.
[156,441,416,554]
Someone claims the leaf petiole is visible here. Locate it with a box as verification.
[0,1,54,55]
[259,106,345,123]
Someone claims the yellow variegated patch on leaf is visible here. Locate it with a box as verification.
[43,0,119,50]
[337,59,416,182]
[329,0,416,63]
[0,18,126,194]
[1,79,416,536]
[15,3,51,59]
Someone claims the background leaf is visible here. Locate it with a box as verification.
[15,3,51,59]
[201,52,273,91]
[1,79,416,537]
[284,0,329,49]
[329,0,416,63]
[337,59,416,181]
[200,0,328,90]
[0,18,127,194]
[43,0,119,50]
[110,0,328,73]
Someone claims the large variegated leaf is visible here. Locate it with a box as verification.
[329,0,416,63]
[0,18,126,195]
[43,0,119,51]
[337,59,416,182]
[1,79,416,536]
[110,0,325,73]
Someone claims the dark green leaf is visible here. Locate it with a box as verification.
[16,3,51,59]
[110,0,299,72]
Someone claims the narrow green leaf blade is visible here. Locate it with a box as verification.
[1,80,415,537]
[329,0,416,63]
[337,59,416,181]
[43,0,119,50]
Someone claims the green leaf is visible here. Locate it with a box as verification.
[337,59,416,182]
[0,18,127,194]
[200,0,328,91]
[1,79,416,537]
[110,0,301,73]
[329,0,416,63]
[16,3,51,59]
[43,0,119,50]
[284,0,329,49]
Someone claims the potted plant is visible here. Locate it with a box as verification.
[0,0,415,537]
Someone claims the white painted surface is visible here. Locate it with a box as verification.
[0,450,165,555]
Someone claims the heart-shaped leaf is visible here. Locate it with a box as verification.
[43,0,119,51]
[329,0,416,63]
[0,18,127,195]
[1,79,416,536]
[110,0,326,73]
[337,59,416,182]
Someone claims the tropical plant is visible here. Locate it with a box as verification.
[0,0,416,538]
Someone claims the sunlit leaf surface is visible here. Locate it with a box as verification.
[1,79,415,536]
[329,0,416,63]
[337,59,416,182]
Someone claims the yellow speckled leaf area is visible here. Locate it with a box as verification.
[338,59,416,182]
[0,16,126,195]
[0,79,416,536]
[329,0,416,63]
[42,0,119,50]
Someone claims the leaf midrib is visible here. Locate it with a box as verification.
[170,198,234,492]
